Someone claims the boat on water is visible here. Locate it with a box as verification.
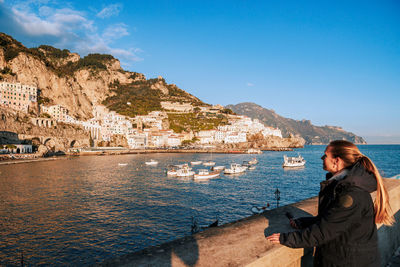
[212,165,225,171]
[246,148,262,154]
[282,155,306,168]
[145,159,158,166]
[176,166,195,177]
[248,165,256,170]
[175,163,190,169]
[194,169,220,180]
[166,165,178,176]
[248,158,258,165]
[203,161,216,166]
[191,161,202,165]
[224,163,247,174]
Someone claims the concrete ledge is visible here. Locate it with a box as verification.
[98,178,400,267]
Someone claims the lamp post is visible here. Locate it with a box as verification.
[274,188,281,208]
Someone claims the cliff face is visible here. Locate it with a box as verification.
[0,33,142,119]
[227,102,366,145]
[0,33,202,120]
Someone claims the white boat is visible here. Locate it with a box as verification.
[118,163,128,166]
[194,169,220,180]
[176,166,195,177]
[248,165,256,170]
[191,161,202,165]
[282,155,306,168]
[212,166,225,171]
[166,165,178,176]
[203,161,216,166]
[248,158,258,165]
[246,148,262,154]
[175,163,190,169]
[242,161,251,169]
[224,163,247,174]
[145,159,158,166]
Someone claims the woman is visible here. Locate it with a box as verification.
[266,140,393,266]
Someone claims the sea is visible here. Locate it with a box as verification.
[0,145,399,265]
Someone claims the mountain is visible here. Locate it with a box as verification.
[0,32,204,120]
[226,102,366,145]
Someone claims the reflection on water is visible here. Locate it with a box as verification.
[1,145,399,265]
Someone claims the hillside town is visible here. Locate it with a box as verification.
[0,81,283,153]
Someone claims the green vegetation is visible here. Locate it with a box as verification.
[102,80,163,116]
[76,53,114,70]
[168,113,228,133]
[0,33,117,77]
[37,45,70,58]
[37,95,52,105]
[0,67,16,76]
[0,33,26,61]
[222,108,234,114]
[41,113,51,118]
[102,79,205,117]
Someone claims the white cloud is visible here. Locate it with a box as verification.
[247,82,255,87]
[11,6,91,36]
[97,4,122,19]
[1,1,141,64]
[102,23,129,40]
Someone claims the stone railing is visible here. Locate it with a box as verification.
[98,177,400,267]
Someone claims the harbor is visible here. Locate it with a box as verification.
[1,145,399,265]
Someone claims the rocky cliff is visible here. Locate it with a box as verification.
[0,33,201,120]
[226,102,366,145]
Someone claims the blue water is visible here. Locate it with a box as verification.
[0,145,399,265]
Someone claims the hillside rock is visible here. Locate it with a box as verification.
[227,102,366,145]
[0,33,201,121]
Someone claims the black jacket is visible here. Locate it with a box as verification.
[279,162,379,267]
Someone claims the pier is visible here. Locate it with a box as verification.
[98,176,400,267]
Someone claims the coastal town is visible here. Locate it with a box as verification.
[0,80,285,157]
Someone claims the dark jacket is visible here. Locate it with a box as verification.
[279,162,379,267]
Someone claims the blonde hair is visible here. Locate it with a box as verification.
[328,140,394,226]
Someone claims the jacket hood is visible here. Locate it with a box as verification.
[341,161,377,193]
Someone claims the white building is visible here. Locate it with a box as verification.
[127,132,147,148]
[224,132,247,143]
[40,104,69,121]
[0,82,37,113]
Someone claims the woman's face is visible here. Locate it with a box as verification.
[321,146,338,173]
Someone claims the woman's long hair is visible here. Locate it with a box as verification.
[328,140,394,226]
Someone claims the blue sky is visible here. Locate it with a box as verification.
[0,0,399,144]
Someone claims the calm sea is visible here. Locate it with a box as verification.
[1,145,399,265]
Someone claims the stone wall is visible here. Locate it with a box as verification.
[98,177,400,267]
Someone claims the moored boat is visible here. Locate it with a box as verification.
[145,159,158,166]
[248,158,258,165]
[212,165,225,171]
[282,155,306,168]
[224,163,247,174]
[191,161,202,165]
[194,169,220,180]
[166,165,178,176]
[203,161,216,166]
[176,166,195,177]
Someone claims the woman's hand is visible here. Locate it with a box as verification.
[266,233,281,244]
